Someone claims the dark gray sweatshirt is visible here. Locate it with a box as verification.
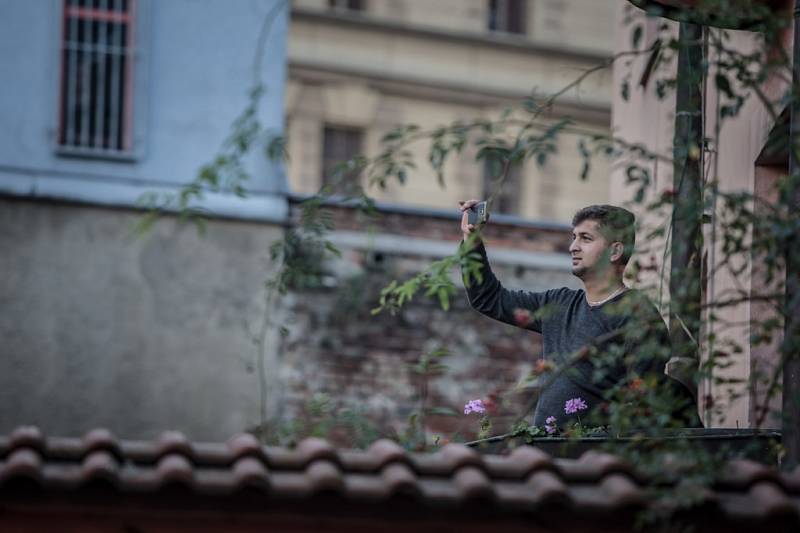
[464,242,672,427]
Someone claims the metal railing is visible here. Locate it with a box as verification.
[58,0,135,157]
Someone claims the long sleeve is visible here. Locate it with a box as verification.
[462,241,551,333]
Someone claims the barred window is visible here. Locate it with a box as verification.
[58,0,136,156]
[488,0,526,35]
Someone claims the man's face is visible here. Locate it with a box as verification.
[569,219,613,279]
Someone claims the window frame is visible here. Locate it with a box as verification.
[328,0,365,12]
[487,0,527,36]
[51,0,151,162]
[321,124,364,194]
[482,157,522,215]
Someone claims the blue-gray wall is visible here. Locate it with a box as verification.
[0,0,290,441]
[0,0,289,220]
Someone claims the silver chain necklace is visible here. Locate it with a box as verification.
[587,285,628,307]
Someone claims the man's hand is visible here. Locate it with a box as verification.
[459,199,480,241]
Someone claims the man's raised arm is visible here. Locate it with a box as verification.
[459,200,548,333]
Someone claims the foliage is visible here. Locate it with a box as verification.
[140,0,800,524]
[402,347,459,450]
[254,392,381,449]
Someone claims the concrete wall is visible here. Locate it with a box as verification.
[0,198,284,440]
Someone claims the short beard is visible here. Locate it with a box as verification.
[572,265,587,279]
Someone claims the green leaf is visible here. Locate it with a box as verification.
[631,24,643,49]
[578,139,591,181]
[437,287,450,310]
[426,407,458,417]
[715,73,734,99]
[324,241,342,258]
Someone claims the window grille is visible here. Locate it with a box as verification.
[488,0,526,35]
[322,126,363,194]
[483,157,521,215]
[58,0,136,156]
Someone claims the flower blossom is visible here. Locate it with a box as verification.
[564,397,588,415]
[533,359,555,375]
[544,415,557,435]
[464,399,487,415]
[512,308,532,327]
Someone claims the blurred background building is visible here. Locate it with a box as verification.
[0,0,618,443]
[0,0,290,439]
[286,0,614,221]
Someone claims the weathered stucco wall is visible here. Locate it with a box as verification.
[1,197,577,444]
[0,198,282,440]
[610,3,792,428]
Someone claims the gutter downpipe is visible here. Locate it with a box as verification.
[670,21,704,411]
[782,0,800,471]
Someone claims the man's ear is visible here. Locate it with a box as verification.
[610,242,624,263]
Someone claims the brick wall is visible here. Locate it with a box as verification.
[267,200,576,448]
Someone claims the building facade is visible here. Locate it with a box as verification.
[610,1,792,429]
[285,0,615,222]
[0,0,290,440]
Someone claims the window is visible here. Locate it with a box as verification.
[58,0,136,156]
[322,126,363,194]
[483,157,521,215]
[488,0,526,35]
[328,0,364,11]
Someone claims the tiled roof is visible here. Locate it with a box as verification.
[1,426,799,531]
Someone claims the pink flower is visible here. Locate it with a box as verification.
[533,359,555,375]
[545,415,557,435]
[464,399,487,415]
[564,397,588,415]
[512,308,532,327]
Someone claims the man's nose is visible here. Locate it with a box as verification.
[569,240,579,253]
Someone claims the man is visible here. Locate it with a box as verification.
[459,201,698,428]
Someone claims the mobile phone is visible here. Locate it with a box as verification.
[467,201,489,226]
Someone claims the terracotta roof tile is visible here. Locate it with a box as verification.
[718,458,783,488]
[0,427,798,528]
[157,453,195,486]
[556,450,633,482]
[484,445,554,479]
[785,465,800,491]
[378,461,420,496]
[523,469,569,504]
[296,437,339,465]
[452,465,494,500]
[365,438,409,468]
[2,448,43,483]
[81,428,121,457]
[81,449,120,482]
[8,426,45,453]
[155,431,195,460]
[305,459,346,493]
[411,442,484,475]
[226,433,264,460]
[231,456,270,488]
[718,481,799,520]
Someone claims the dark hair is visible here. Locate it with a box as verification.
[572,205,636,265]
